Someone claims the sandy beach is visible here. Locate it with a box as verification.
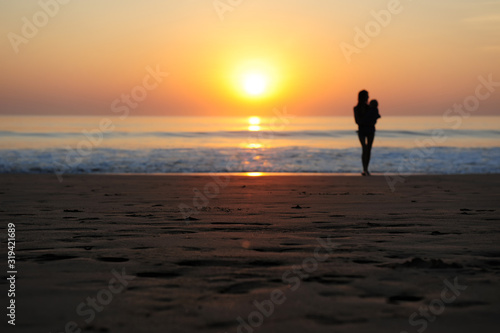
[1,174,499,333]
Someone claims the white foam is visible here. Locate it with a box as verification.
[1,147,499,175]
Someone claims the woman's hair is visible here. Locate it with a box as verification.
[357,90,369,106]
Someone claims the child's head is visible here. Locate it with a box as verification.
[370,99,378,108]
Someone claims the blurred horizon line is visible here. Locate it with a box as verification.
[1,114,499,118]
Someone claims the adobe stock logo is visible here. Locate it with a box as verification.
[340,0,413,64]
[227,237,337,333]
[385,74,500,192]
[213,0,245,21]
[7,0,72,54]
[400,277,467,333]
[53,64,168,182]
[49,268,135,333]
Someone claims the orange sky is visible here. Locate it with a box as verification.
[0,0,499,116]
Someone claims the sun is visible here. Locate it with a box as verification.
[230,59,278,99]
[242,72,268,96]
[249,116,261,125]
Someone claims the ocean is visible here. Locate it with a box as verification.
[1,115,499,175]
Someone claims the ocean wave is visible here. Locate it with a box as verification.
[1,147,499,175]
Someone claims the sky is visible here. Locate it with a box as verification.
[0,0,499,117]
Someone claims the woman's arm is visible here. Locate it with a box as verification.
[354,106,364,125]
[354,105,372,126]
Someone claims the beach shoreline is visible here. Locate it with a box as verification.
[1,174,499,332]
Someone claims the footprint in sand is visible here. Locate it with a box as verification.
[387,295,424,304]
[136,271,180,279]
[96,257,129,263]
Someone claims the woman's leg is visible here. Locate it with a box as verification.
[364,132,375,174]
[358,132,369,174]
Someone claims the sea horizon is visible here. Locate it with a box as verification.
[1,115,499,175]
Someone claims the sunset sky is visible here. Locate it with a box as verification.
[1,0,499,117]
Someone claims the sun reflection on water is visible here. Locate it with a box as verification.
[246,143,262,149]
[248,116,261,131]
[246,172,263,177]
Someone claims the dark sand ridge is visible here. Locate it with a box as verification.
[0,174,499,333]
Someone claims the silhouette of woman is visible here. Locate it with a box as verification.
[354,90,380,176]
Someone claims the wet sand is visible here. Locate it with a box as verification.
[1,174,499,333]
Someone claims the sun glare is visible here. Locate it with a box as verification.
[243,73,268,96]
[231,59,279,100]
[248,116,261,131]
[246,172,264,177]
[249,116,261,125]
[246,143,262,149]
